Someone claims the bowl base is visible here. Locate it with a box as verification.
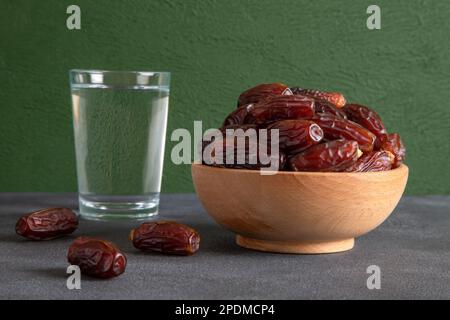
[236,235,354,254]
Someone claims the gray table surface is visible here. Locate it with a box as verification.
[0,193,449,300]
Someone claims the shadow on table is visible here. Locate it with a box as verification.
[0,232,78,244]
[20,267,67,280]
[0,233,27,243]
[2,219,267,257]
[20,266,125,283]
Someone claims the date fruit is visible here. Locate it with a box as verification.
[343,104,387,137]
[223,104,254,126]
[15,207,78,240]
[204,136,286,170]
[130,221,200,255]
[290,87,346,108]
[206,124,259,144]
[211,82,405,172]
[312,114,376,153]
[201,124,259,163]
[67,237,127,279]
[289,140,361,172]
[345,150,394,172]
[245,95,315,125]
[220,123,259,133]
[314,100,347,119]
[378,133,406,168]
[267,120,323,154]
[237,83,291,107]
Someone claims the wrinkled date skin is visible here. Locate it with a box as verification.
[314,101,347,119]
[237,83,291,107]
[245,95,315,125]
[378,133,406,168]
[130,221,200,256]
[267,120,323,154]
[344,104,387,137]
[223,104,254,126]
[289,140,361,172]
[220,123,259,133]
[312,114,376,153]
[345,150,394,172]
[204,136,286,170]
[201,124,258,162]
[15,208,78,240]
[211,83,404,172]
[290,87,346,108]
[209,124,259,143]
[67,237,127,279]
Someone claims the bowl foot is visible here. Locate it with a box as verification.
[236,235,355,254]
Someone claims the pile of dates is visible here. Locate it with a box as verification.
[16,208,200,279]
[203,83,405,172]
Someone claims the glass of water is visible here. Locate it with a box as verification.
[70,70,170,220]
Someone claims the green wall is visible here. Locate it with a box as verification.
[1,0,449,194]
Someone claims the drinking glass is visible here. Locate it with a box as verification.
[70,70,170,220]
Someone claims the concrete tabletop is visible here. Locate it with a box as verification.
[0,193,448,300]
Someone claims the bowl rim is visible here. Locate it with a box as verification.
[191,163,408,176]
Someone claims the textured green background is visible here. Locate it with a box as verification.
[1,0,449,194]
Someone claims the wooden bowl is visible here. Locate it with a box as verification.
[192,163,408,254]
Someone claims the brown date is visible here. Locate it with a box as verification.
[314,100,347,118]
[203,136,286,170]
[245,95,315,125]
[130,221,200,256]
[237,83,291,107]
[289,140,361,172]
[15,207,78,240]
[345,150,394,172]
[67,237,127,278]
[223,104,254,126]
[220,123,259,132]
[219,124,260,140]
[290,87,346,108]
[312,114,376,153]
[343,104,387,137]
[202,124,258,151]
[267,120,323,154]
[378,133,406,168]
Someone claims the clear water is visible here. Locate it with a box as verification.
[71,85,169,220]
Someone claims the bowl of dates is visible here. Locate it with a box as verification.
[192,83,408,254]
